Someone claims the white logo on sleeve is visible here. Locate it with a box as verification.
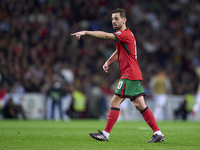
[116,31,121,35]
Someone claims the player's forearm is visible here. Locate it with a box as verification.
[107,50,118,65]
[85,31,115,40]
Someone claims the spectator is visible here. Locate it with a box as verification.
[46,73,65,120]
[3,97,26,119]
[87,75,105,119]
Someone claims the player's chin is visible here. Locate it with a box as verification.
[113,25,118,29]
[113,25,121,30]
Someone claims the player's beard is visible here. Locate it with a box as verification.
[113,24,122,30]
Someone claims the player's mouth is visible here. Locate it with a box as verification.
[113,24,117,27]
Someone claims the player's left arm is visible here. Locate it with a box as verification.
[71,31,115,40]
[103,50,118,73]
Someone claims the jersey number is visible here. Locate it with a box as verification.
[117,81,123,89]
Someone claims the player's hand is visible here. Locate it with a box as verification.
[71,31,86,40]
[103,62,109,73]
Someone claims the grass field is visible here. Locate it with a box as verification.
[0,120,200,150]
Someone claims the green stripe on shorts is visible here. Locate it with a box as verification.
[115,79,146,100]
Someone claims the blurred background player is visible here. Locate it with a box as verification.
[149,69,172,120]
[174,90,195,120]
[46,73,65,120]
[192,82,200,115]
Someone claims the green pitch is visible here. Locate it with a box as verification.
[0,120,200,150]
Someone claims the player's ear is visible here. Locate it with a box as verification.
[123,18,127,24]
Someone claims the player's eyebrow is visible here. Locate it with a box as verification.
[111,16,119,20]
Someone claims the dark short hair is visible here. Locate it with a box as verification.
[112,8,127,19]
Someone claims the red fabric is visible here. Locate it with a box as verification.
[104,108,120,133]
[142,108,160,132]
[113,28,143,81]
[0,87,6,99]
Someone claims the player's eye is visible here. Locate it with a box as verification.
[115,17,119,20]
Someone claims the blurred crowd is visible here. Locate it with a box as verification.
[0,0,200,118]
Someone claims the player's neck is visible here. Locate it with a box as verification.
[116,26,127,32]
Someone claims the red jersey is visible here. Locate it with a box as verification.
[113,28,143,80]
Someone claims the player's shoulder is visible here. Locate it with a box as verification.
[115,28,132,36]
[126,28,135,36]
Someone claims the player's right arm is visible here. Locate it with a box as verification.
[71,31,115,40]
[103,50,118,73]
[71,30,117,73]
